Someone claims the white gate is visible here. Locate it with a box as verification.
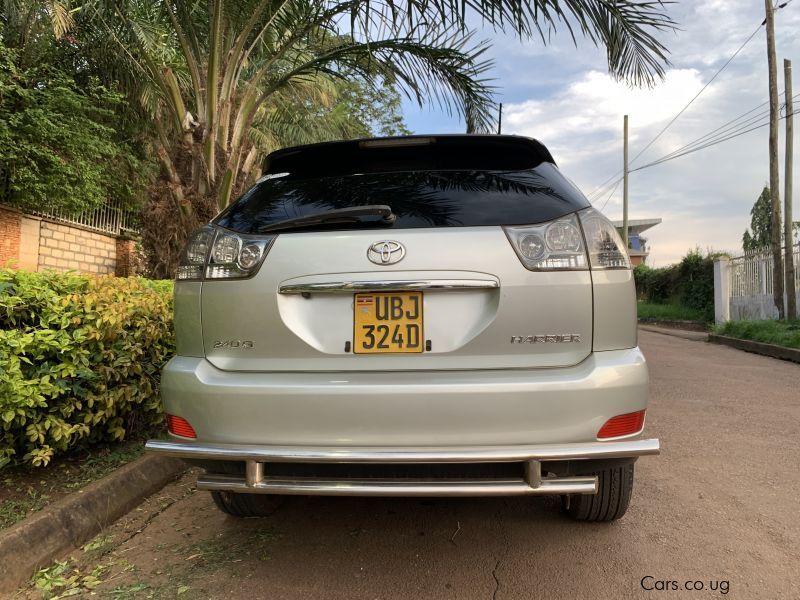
[714,246,800,322]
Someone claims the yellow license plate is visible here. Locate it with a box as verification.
[353,292,424,354]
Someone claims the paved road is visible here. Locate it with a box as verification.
[18,331,799,599]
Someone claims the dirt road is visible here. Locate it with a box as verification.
[16,331,800,599]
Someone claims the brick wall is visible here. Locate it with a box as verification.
[0,206,21,267]
[115,238,138,277]
[0,204,141,276]
[39,221,117,274]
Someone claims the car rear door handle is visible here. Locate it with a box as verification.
[278,279,500,294]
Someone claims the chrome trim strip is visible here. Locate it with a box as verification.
[195,474,599,497]
[145,438,660,463]
[278,279,500,294]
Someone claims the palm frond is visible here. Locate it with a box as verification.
[262,30,497,133]
[348,0,675,86]
[47,0,74,39]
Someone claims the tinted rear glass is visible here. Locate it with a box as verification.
[214,163,590,234]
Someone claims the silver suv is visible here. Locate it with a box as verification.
[147,135,659,522]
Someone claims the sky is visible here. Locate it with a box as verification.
[400,0,800,266]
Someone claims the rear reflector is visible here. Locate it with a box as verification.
[166,414,197,439]
[597,410,646,439]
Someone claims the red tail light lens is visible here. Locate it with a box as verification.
[166,414,197,439]
[597,410,646,439]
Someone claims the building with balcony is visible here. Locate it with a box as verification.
[611,217,662,267]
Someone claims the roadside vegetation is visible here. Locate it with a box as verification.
[0,269,173,470]
[1,0,675,280]
[714,320,800,349]
[0,439,146,530]
[637,302,707,323]
[634,249,723,323]
[0,0,677,548]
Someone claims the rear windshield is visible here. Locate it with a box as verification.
[214,163,590,234]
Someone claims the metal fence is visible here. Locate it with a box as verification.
[729,246,800,297]
[22,199,140,236]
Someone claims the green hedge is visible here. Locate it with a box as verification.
[0,270,173,469]
[633,250,721,323]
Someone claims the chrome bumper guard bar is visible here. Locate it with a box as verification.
[146,438,659,497]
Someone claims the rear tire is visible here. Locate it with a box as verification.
[210,491,284,517]
[562,463,634,522]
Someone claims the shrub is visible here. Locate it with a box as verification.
[0,39,155,215]
[677,250,716,318]
[633,249,722,322]
[0,270,174,469]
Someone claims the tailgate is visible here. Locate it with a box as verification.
[201,227,592,371]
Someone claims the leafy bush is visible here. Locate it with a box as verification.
[0,270,174,469]
[633,263,679,304]
[0,39,154,214]
[677,250,717,317]
[634,249,723,322]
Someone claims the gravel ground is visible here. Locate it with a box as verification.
[14,330,799,599]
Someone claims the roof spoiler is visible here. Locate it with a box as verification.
[263,135,556,176]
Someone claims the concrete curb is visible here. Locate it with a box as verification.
[0,453,186,593]
[708,334,800,364]
[639,325,709,342]
[637,318,707,332]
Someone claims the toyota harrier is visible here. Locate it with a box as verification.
[146,134,659,522]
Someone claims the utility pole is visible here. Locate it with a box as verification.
[765,0,785,319]
[785,59,796,319]
[623,115,629,250]
[497,103,503,134]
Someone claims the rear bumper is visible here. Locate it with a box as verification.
[145,438,660,463]
[145,438,659,496]
[156,347,650,447]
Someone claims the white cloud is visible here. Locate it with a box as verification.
[493,2,800,266]
[402,0,800,266]
[503,69,708,167]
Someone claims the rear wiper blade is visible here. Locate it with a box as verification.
[257,205,396,233]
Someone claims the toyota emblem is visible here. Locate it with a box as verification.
[367,240,406,265]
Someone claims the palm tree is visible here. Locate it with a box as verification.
[92,0,673,204]
[84,0,673,275]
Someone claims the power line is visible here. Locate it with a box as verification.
[598,179,622,211]
[655,101,772,161]
[585,96,799,206]
[651,92,798,164]
[587,171,623,202]
[629,22,764,166]
[588,93,798,203]
[587,4,793,204]
[630,100,799,172]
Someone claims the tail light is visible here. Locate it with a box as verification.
[578,207,631,269]
[504,213,587,270]
[176,226,276,281]
[597,410,646,439]
[504,208,630,271]
[166,414,197,438]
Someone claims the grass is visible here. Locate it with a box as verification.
[714,319,800,349]
[0,439,147,530]
[637,302,707,322]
